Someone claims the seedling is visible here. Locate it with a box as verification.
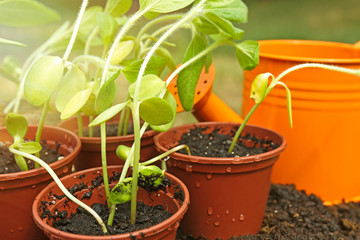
[228,63,360,153]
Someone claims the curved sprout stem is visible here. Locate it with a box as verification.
[9,147,108,234]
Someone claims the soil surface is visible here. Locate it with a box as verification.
[41,171,176,236]
[0,140,63,174]
[176,184,360,240]
[82,123,133,137]
[178,126,278,158]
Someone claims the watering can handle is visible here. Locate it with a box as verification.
[192,92,243,123]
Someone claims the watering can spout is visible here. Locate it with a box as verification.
[167,64,243,123]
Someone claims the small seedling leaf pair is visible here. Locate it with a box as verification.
[5,113,42,171]
[140,0,196,19]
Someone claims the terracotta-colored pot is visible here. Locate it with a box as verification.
[243,39,360,204]
[0,125,81,240]
[58,115,158,171]
[32,165,190,240]
[154,122,286,239]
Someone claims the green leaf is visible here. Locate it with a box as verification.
[17,142,42,154]
[14,154,28,171]
[96,12,118,49]
[204,0,248,23]
[81,93,97,116]
[5,113,28,140]
[60,88,92,120]
[0,55,21,83]
[109,178,132,204]
[128,74,165,100]
[250,73,270,104]
[139,97,174,125]
[55,65,86,112]
[156,47,176,71]
[0,0,60,27]
[105,0,132,17]
[0,37,26,47]
[139,165,164,186]
[95,70,120,114]
[122,56,167,83]
[235,40,259,70]
[110,40,134,65]
[177,33,207,111]
[140,0,195,19]
[89,101,130,127]
[150,90,177,132]
[116,145,131,161]
[24,56,64,106]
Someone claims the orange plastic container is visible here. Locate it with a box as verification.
[242,39,360,204]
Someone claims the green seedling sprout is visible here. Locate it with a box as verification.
[228,62,360,153]
[5,113,108,233]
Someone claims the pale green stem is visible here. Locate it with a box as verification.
[100,123,111,207]
[63,0,88,62]
[107,204,117,226]
[77,112,83,137]
[140,24,177,56]
[165,40,222,87]
[84,27,99,56]
[117,109,126,136]
[134,0,207,97]
[123,108,131,136]
[100,6,151,87]
[34,100,49,168]
[141,144,190,166]
[88,115,94,137]
[130,104,141,225]
[9,147,108,233]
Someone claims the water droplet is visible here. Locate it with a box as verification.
[31,185,36,189]
[207,207,214,216]
[213,220,220,227]
[195,181,201,188]
[226,167,232,173]
[167,227,173,231]
[231,158,241,164]
[190,158,199,163]
[62,167,69,173]
[225,210,230,215]
[10,229,15,233]
[206,219,211,225]
[216,214,220,218]
[232,218,236,222]
[185,165,193,172]
[206,173,213,180]
[254,156,262,162]
[239,214,245,221]
[17,226,23,232]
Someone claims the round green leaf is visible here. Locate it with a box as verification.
[150,90,177,132]
[128,74,165,100]
[110,40,134,65]
[5,113,28,140]
[116,145,131,161]
[55,65,86,112]
[139,165,164,186]
[24,56,64,106]
[139,97,174,126]
[60,88,92,120]
[250,73,270,104]
[95,70,120,114]
[81,93,97,116]
[105,0,132,17]
[14,154,28,171]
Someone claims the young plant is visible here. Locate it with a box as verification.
[228,63,360,153]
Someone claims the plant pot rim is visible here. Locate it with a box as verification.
[0,125,81,181]
[32,165,190,239]
[154,122,287,165]
[258,39,360,63]
[57,115,158,144]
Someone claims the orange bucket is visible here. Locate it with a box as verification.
[242,40,360,204]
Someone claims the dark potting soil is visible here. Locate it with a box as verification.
[41,171,174,236]
[178,126,278,158]
[176,184,360,240]
[0,140,63,174]
[83,123,131,137]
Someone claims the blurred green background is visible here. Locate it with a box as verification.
[0,0,359,125]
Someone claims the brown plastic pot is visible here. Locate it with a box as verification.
[0,125,81,240]
[154,122,286,239]
[58,114,158,171]
[32,165,190,240]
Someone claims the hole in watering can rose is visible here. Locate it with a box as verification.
[176,184,360,239]
[176,126,279,158]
